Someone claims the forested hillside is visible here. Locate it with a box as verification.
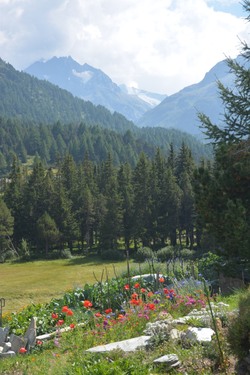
[0,116,212,175]
[0,58,135,132]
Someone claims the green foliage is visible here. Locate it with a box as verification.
[198,252,222,281]
[156,246,172,262]
[227,287,250,359]
[135,247,156,262]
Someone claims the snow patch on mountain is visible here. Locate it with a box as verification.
[72,69,93,83]
[119,84,166,108]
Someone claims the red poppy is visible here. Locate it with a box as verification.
[124,284,130,290]
[147,303,155,310]
[66,309,74,316]
[130,298,142,306]
[83,300,93,308]
[95,312,102,318]
[19,347,27,354]
[159,277,165,283]
[140,288,147,293]
[52,312,58,319]
[117,314,124,320]
[69,323,75,329]
[57,319,64,326]
[36,340,43,345]
[105,308,112,314]
[131,292,138,300]
[134,282,140,289]
[61,305,69,313]
[147,291,154,297]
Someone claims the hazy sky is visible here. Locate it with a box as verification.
[0,0,249,94]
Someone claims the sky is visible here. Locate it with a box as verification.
[0,0,249,95]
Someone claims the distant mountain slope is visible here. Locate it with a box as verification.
[0,58,136,133]
[0,57,212,171]
[137,57,236,136]
[119,84,166,107]
[24,56,166,122]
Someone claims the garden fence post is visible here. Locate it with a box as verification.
[0,298,5,327]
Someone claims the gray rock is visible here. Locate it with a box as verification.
[2,342,11,353]
[24,317,37,349]
[9,334,28,354]
[0,346,3,354]
[0,327,9,345]
[154,353,181,369]
[0,351,16,358]
[86,335,151,353]
[154,353,179,364]
[185,327,215,342]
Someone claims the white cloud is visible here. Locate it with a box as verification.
[0,0,249,94]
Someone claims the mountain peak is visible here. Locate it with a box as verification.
[25,56,165,122]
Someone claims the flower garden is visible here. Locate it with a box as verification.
[1,269,249,375]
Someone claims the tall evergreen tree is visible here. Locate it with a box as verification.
[0,198,15,261]
[132,153,151,247]
[99,155,123,250]
[117,162,134,250]
[4,156,25,245]
[37,212,59,258]
[197,0,250,260]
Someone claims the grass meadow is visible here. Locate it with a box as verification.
[0,256,129,313]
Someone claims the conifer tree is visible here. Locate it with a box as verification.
[197,0,250,260]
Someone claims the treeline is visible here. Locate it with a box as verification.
[1,144,203,259]
[0,116,212,175]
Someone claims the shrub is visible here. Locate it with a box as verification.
[60,249,72,259]
[227,287,250,359]
[134,247,155,262]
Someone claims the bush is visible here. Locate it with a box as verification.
[60,249,72,259]
[227,287,250,359]
[134,247,155,262]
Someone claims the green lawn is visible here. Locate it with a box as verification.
[0,256,129,313]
